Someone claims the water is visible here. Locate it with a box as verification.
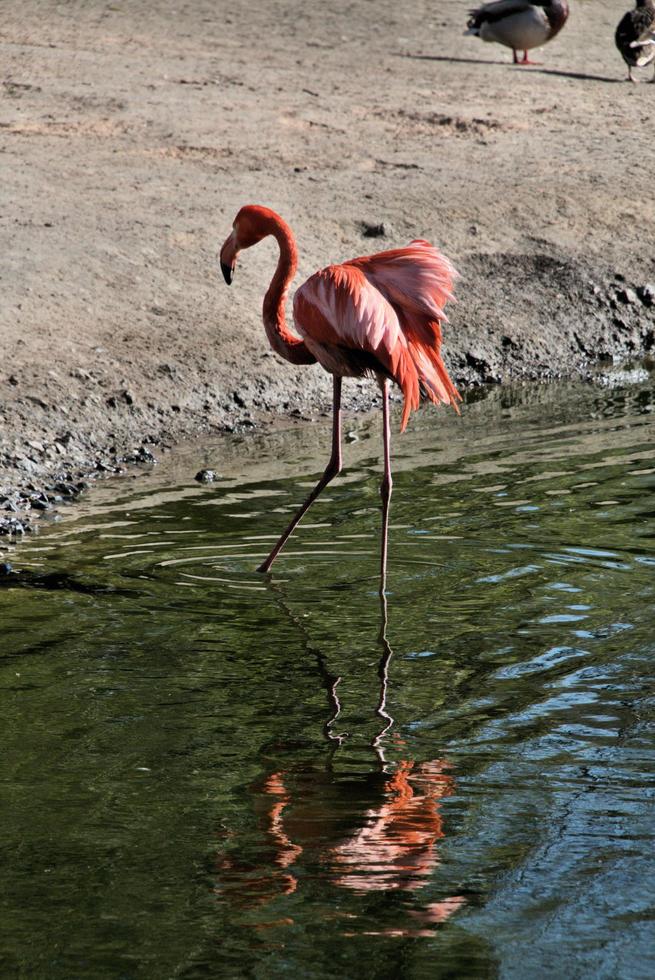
[1,378,654,979]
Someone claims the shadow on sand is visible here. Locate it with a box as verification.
[399,53,622,84]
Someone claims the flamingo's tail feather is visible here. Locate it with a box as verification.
[398,352,420,432]
[396,329,460,431]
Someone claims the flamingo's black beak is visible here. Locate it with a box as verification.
[220,228,238,284]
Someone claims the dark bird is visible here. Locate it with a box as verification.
[615,0,655,82]
[465,0,569,65]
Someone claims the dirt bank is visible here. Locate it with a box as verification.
[2,0,654,537]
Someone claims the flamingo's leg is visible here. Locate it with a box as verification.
[380,379,393,595]
[257,375,342,573]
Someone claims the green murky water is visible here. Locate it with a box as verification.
[2,379,654,979]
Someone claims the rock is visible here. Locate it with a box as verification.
[466,350,491,372]
[616,287,638,305]
[194,468,218,483]
[360,221,386,238]
[120,446,158,464]
[54,481,77,498]
[0,517,27,536]
[106,390,134,408]
[95,459,122,473]
[637,284,655,308]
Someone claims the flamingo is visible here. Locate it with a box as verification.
[219,205,461,587]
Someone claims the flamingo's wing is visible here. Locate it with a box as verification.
[348,240,461,423]
[293,264,422,430]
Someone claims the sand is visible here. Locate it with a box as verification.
[1,0,654,532]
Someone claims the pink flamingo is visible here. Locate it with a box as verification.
[219,205,461,587]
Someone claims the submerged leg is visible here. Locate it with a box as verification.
[257,376,343,573]
[380,380,393,595]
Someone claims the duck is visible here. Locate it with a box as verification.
[465,0,569,65]
[615,0,655,82]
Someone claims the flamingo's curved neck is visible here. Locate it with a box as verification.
[262,216,316,365]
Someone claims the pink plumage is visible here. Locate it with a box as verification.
[294,241,461,430]
[219,205,461,582]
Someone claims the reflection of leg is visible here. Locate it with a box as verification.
[372,591,394,763]
[380,380,393,595]
[257,376,343,573]
[265,579,348,754]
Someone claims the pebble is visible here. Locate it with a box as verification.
[194,469,218,483]
[616,288,638,305]
[0,517,27,536]
[360,221,386,238]
[120,446,158,464]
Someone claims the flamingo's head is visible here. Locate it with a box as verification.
[219,205,273,285]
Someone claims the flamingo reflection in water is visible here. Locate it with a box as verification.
[215,594,465,935]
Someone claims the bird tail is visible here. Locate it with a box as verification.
[398,334,461,432]
[415,339,462,416]
[466,8,483,33]
[395,350,421,433]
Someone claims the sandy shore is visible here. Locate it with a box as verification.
[2,0,654,536]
